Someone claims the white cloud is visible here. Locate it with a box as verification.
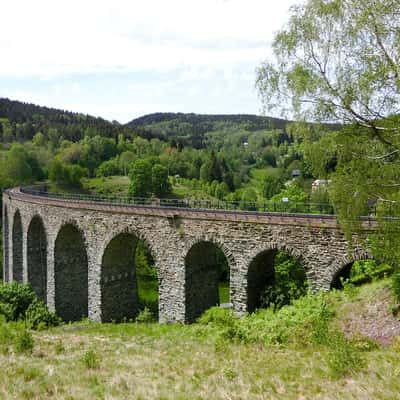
[0,0,299,77]
[0,0,302,120]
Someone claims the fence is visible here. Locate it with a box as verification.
[19,186,336,215]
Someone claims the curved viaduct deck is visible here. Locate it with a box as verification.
[2,187,370,323]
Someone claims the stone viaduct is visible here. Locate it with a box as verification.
[2,187,372,323]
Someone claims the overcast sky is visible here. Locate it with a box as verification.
[1,0,301,123]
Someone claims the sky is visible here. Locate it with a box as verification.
[0,0,301,123]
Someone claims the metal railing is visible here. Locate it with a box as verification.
[19,185,336,216]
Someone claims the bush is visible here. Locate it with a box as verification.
[82,350,100,369]
[392,272,400,301]
[326,331,365,379]
[25,299,61,330]
[200,294,334,346]
[260,251,308,310]
[135,307,155,323]
[15,330,34,354]
[197,307,236,328]
[349,261,394,287]
[0,282,36,321]
[0,282,60,329]
[0,316,17,351]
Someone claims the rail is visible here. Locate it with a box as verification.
[17,185,337,216]
[15,185,400,220]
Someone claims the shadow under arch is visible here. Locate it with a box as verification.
[54,222,88,322]
[27,215,47,302]
[12,209,23,283]
[100,230,157,322]
[246,244,308,313]
[330,253,373,289]
[3,206,9,282]
[184,239,232,323]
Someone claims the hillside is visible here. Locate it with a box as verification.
[1,279,400,399]
[126,112,292,148]
[0,98,134,143]
[0,98,338,149]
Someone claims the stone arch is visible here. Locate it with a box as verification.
[330,250,372,289]
[3,206,9,283]
[54,222,88,322]
[184,237,234,323]
[27,215,47,302]
[99,226,159,266]
[245,243,308,313]
[12,209,23,282]
[101,232,142,322]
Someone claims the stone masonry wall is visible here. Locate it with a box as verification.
[2,205,9,283]
[3,189,370,323]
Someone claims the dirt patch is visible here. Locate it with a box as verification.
[339,286,400,346]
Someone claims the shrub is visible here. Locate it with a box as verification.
[392,272,400,301]
[25,299,61,330]
[200,294,334,347]
[0,316,17,351]
[0,282,60,329]
[82,350,100,369]
[260,251,308,310]
[370,263,393,279]
[348,261,394,287]
[135,307,155,323]
[197,307,236,328]
[0,282,36,321]
[15,330,34,354]
[326,331,365,379]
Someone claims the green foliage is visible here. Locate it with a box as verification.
[128,159,152,197]
[0,145,41,188]
[199,292,368,379]
[197,307,237,328]
[262,175,283,199]
[261,252,308,310]
[347,260,394,287]
[271,183,308,204]
[128,159,171,198]
[200,294,334,346]
[310,187,330,205]
[15,330,34,354]
[135,240,159,316]
[96,158,120,177]
[0,282,60,329]
[151,163,171,197]
[82,350,100,369]
[326,332,365,379]
[0,282,37,322]
[392,272,400,301]
[257,0,400,130]
[25,298,61,330]
[240,188,257,210]
[135,307,155,323]
[48,159,87,187]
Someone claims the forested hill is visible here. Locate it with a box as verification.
[0,98,338,149]
[0,98,133,143]
[126,112,293,148]
[0,98,297,148]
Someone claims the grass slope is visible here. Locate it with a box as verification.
[1,280,400,399]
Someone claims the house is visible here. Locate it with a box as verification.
[312,179,331,191]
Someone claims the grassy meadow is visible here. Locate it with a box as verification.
[1,279,400,400]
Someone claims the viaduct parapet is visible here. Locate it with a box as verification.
[2,187,371,323]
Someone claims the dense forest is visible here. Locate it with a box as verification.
[0,97,335,206]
